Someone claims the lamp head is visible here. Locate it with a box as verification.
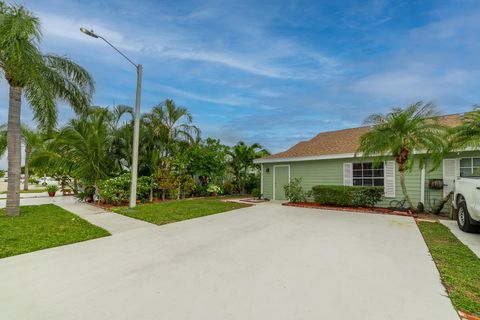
[80,27,99,38]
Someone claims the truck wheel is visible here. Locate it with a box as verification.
[457,201,476,233]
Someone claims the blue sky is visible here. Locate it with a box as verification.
[2,0,480,163]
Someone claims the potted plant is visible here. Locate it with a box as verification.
[45,185,59,197]
[207,184,221,197]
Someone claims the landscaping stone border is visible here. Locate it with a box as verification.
[283,202,413,217]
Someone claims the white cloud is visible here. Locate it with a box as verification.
[155,84,254,107]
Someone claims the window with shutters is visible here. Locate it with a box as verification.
[352,162,384,186]
[459,157,480,177]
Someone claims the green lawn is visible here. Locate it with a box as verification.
[418,221,480,316]
[113,198,250,226]
[0,189,46,194]
[0,204,110,259]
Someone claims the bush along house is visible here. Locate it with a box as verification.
[254,114,480,211]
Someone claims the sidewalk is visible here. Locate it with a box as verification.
[56,200,156,234]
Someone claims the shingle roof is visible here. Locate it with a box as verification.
[260,114,462,161]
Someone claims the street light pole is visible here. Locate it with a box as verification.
[80,27,141,208]
[130,64,142,207]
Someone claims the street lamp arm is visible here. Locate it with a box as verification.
[80,27,138,68]
[97,35,138,68]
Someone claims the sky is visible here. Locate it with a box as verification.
[1,0,480,169]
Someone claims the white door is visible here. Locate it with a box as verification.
[442,159,457,197]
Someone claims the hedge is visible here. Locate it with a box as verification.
[311,185,384,208]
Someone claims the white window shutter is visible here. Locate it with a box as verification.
[442,159,457,197]
[343,163,353,186]
[384,161,396,198]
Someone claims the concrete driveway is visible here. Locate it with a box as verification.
[0,203,457,320]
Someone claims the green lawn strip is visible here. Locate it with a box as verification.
[0,189,47,194]
[418,222,480,316]
[0,204,110,259]
[113,198,250,226]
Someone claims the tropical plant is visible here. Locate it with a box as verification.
[0,2,94,215]
[31,108,116,196]
[44,184,59,193]
[228,141,267,194]
[357,102,448,210]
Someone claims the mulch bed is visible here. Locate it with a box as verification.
[283,202,413,217]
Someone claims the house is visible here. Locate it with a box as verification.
[254,114,480,210]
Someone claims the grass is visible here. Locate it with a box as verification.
[418,221,480,316]
[113,198,250,226]
[0,204,110,259]
[0,189,46,194]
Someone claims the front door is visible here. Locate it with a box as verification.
[274,165,289,200]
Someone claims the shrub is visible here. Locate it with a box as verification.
[207,184,222,194]
[99,174,157,205]
[311,185,383,208]
[284,178,312,203]
[251,188,261,199]
[195,184,209,197]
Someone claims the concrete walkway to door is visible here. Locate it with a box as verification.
[0,202,458,320]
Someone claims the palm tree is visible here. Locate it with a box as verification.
[143,99,200,155]
[228,141,264,194]
[357,102,448,210]
[50,109,116,194]
[451,107,480,149]
[0,124,42,190]
[0,3,94,215]
[20,125,42,190]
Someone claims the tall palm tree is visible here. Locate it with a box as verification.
[357,102,448,210]
[0,3,94,215]
[451,106,480,149]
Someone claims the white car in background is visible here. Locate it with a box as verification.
[39,177,59,187]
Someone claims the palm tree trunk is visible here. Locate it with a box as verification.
[23,146,30,191]
[399,170,414,210]
[6,86,22,216]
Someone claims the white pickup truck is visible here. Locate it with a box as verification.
[453,177,480,232]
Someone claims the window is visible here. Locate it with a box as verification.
[353,162,384,186]
[459,157,480,177]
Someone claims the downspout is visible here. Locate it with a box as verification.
[260,163,264,199]
[420,164,426,206]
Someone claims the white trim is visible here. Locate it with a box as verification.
[254,147,480,164]
[420,165,426,204]
[273,165,290,201]
[260,163,264,197]
[255,153,357,164]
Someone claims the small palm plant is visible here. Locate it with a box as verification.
[0,2,94,216]
[357,102,448,210]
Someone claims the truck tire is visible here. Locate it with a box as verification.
[457,201,477,233]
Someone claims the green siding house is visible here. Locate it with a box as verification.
[255,114,480,211]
